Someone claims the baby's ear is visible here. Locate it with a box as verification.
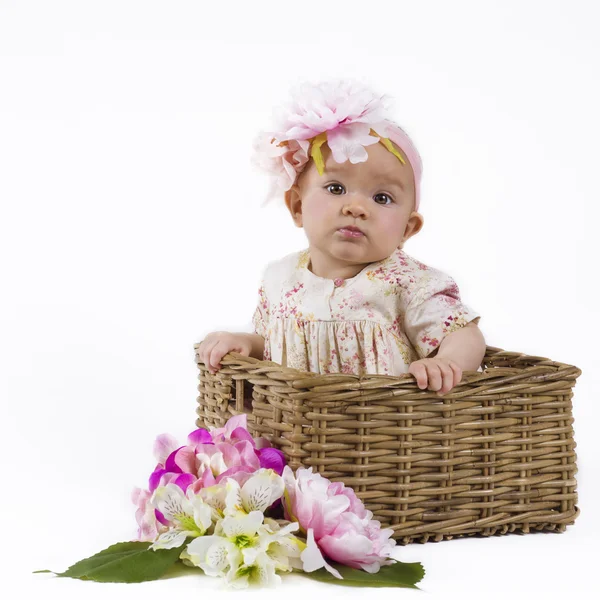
[285,186,303,227]
[404,211,424,241]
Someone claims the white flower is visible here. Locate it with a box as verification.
[185,510,263,578]
[225,551,281,589]
[224,468,285,516]
[300,528,343,579]
[197,483,228,521]
[148,483,213,549]
[185,513,302,589]
[184,535,243,577]
[242,518,303,573]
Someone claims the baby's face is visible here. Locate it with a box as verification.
[286,141,423,276]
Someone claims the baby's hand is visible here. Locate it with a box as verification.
[408,357,463,396]
[197,331,253,375]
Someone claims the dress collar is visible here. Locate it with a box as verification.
[297,247,396,286]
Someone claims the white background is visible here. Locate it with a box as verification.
[2,1,599,598]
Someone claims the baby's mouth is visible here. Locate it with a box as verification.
[337,227,365,238]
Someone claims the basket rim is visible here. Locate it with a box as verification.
[193,343,582,388]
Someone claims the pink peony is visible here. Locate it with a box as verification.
[251,79,396,205]
[251,78,424,211]
[282,466,396,573]
[318,512,397,573]
[271,79,391,144]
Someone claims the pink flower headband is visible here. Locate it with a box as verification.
[251,79,423,211]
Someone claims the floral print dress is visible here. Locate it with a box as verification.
[252,247,481,376]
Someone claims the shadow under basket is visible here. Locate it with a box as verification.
[193,343,581,545]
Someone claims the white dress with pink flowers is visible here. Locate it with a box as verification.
[252,247,481,376]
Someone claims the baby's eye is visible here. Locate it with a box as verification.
[374,193,393,205]
[325,183,345,195]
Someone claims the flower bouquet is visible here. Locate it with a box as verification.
[36,415,425,589]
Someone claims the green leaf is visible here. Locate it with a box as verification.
[33,541,184,583]
[302,558,425,588]
[160,559,201,580]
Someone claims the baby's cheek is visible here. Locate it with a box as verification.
[304,197,335,232]
[374,219,405,246]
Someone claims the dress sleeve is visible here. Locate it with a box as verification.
[251,266,270,339]
[403,269,481,359]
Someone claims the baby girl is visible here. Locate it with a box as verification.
[198,79,486,395]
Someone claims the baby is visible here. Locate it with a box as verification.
[198,79,486,395]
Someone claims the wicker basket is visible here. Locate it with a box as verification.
[193,343,581,545]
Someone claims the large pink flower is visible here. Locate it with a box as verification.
[272,79,391,144]
[251,79,398,205]
[318,512,396,573]
[282,466,396,573]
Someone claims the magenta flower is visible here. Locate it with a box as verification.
[132,416,286,540]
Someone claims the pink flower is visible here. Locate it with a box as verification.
[318,513,396,573]
[272,79,390,146]
[131,487,168,542]
[251,79,396,205]
[282,466,396,573]
[208,414,250,443]
[251,134,310,201]
[208,414,286,476]
[132,416,287,540]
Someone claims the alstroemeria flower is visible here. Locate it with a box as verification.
[208,414,251,443]
[194,482,230,522]
[300,528,342,579]
[224,550,281,589]
[255,447,286,476]
[195,439,261,478]
[133,417,288,542]
[141,417,285,492]
[131,487,168,542]
[241,518,302,573]
[224,469,285,517]
[152,433,179,464]
[184,510,264,577]
[149,483,213,549]
[185,511,301,589]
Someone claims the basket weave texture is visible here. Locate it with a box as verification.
[194,343,581,545]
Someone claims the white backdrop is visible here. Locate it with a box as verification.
[2,1,598,598]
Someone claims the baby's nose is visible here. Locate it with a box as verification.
[342,199,368,216]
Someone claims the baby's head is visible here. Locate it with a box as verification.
[286,135,423,272]
[252,79,424,275]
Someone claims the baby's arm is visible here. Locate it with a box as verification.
[409,320,486,395]
[244,332,266,360]
[431,319,485,370]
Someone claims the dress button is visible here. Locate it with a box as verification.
[333,277,344,287]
